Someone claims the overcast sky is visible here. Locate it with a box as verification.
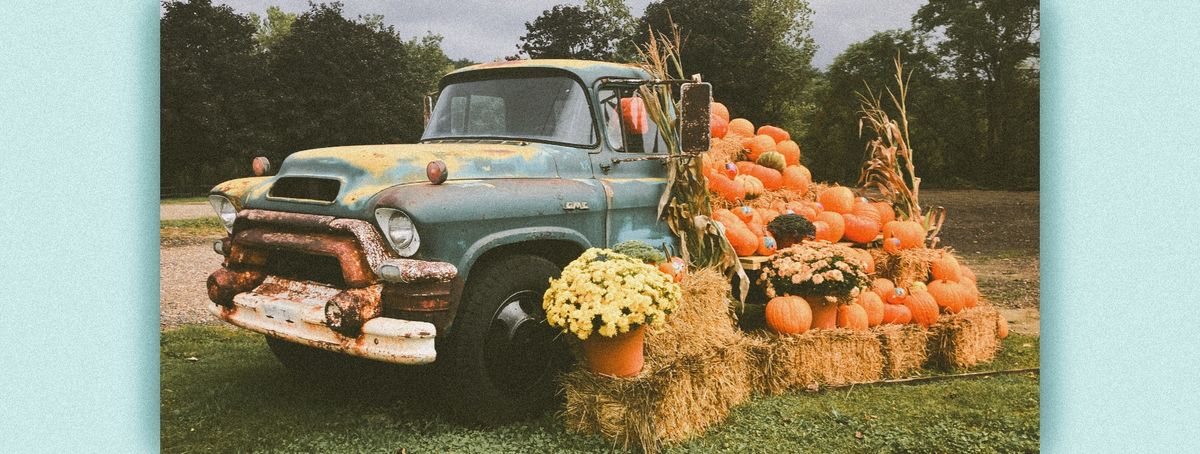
[212,0,926,68]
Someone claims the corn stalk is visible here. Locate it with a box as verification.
[857,56,946,247]
[638,23,747,310]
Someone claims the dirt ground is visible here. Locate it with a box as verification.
[160,203,213,221]
[159,190,1040,332]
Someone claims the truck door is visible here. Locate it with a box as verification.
[590,86,678,252]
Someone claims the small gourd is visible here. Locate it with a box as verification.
[756,151,787,172]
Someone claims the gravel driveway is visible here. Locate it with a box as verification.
[161,203,213,221]
[161,243,223,328]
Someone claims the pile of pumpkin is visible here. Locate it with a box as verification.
[764,250,1003,336]
[701,104,932,258]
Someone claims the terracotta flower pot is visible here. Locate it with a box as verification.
[806,296,838,330]
[582,325,646,377]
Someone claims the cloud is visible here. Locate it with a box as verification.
[213,0,924,67]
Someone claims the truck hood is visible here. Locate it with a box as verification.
[237,142,590,217]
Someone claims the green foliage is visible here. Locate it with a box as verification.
[637,0,818,129]
[516,0,636,61]
[160,1,452,196]
[161,0,266,194]
[161,325,1038,452]
[913,0,1040,188]
[265,3,449,163]
[612,240,668,264]
[248,6,296,52]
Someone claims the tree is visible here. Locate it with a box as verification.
[161,0,266,192]
[248,6,296,52]
[914,0,1039,188]
[637,0,818,130]
[802,30,970,186]
[516,0,636,61]
[264,2,450,160]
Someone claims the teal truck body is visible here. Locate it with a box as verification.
[204,59,709,421]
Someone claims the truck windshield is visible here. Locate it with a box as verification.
[422,76,596,146]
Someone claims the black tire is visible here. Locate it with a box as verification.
[443,254,573,424]
[265,336,359,380]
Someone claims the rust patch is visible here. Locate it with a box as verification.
[207,268,266,307]
[232,228,375,287]
[325,284,383,336]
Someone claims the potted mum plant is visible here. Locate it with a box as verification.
[759,242,871,331]
[543,248,682,377]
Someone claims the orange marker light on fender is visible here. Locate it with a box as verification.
[427,160,448,185]
[251,156,271,176]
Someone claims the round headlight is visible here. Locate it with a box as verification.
[375,208,420,256]
[208,195,237,233]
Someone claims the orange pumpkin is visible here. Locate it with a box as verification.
[746,135,777,161]
[927,280,967,314]
[620,97,648,134]
[881,303,912,325]
[734,205,756,223]
[728,118,754,137]
[904,289,940,327]
[885,286,907,305]
[882,220,925,250]
[808,297,838,329]
[734,160,757,176]
[960,265,978,283]
[777,140,801,166]
[815,211,845,242]
[765,296,812,334]
[931,254,962,282]
[837,303,869,330]
[725,223,759,256]
[756,207,781,225]
[747,165,783,191]
[710,113,729,139]
[858,292,885,327]
[657,257,686,283]
[882,237,902,253]
[842,199,882,244]
[872,278,896,301]
[711,102,730,122]
[961,280,980,308]
[707,173,745,203]
[734,175,764,199]
[818,186,855,214]
[997,313,1010,339]
[871,201,895,226]
[757,235,778,256]
[756,125,790,143]
[781,165,811,193]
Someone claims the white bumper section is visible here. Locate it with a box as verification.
[208,277,437,365]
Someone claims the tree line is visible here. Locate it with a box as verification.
[161,0,1038,195]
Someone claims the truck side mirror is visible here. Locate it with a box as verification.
[422,95,434,129]
[678,81,712,154]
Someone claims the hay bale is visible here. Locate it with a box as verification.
[874,324,929,379]
[560,268,754,453]
[870,247,945,287]
[747,329,884,395]
[644,268,740,362]
[561,341,754,453]
[927,306,1002,370]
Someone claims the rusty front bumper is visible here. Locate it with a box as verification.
[206,209,458,365]
[208,277,437,364]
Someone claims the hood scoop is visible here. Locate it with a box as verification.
[268,177,341,203]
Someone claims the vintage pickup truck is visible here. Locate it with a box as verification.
[205,59,711,422]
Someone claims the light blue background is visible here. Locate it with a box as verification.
[2,0,1199,452]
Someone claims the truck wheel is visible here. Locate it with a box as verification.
[445,254,573,423]
[265,336,357,379]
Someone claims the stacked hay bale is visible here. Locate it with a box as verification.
[875,324,930,379]
[869,247,945,287]
[560,268,753,453]
[927,305,1003,370]
[746,329,884,394]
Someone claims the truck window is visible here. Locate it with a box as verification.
[424,75,596,147]
[599,88,667,154]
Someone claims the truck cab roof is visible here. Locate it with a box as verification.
[448,59,650,86]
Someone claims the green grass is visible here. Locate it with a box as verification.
[161,196,210,205]
[162,326,1038,453]
[161,218,224,246]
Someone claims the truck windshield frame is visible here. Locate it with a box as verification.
[421,71,600,148]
